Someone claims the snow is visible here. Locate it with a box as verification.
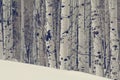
[0,60,111,80]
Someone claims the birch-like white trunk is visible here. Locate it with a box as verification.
[20,0,27,62]
[104,0,110,78]
[45,0,56,68]
[109,0,119,80]
[78,0,89,73]
[3,0,14,60]
[91,0,104,76]
[0,0,3,59]
[99,0,107,76]
[32,0,37,64]
[78,0,85,72]
[33,0,47,66]
[52,0,61,68]
[84,0,91,73]
[118,0,120,79]
[59,0,71,70]
[70,0,78,70]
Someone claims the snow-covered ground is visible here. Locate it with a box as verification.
[0,60,111,80]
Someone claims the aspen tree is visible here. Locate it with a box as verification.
[82,0,94,74]
[109,0,119,80]
[24,0,34,63]
[69,0,78,70]
[78,0,85,72]
[33,0,47,66]
[84,0,91,73]
[51,0,61,68]
[11,0,22,62]
[0,0,3,59]
[45,0,56,68]
[59,0,71,70]
[78,0,89,73]
[91,0,104,76]
[118,0,120,79]
[104,0,110,78]
[32,0,37,64]
[98,0,107,76]
[20,0,27,63]
[52,0,61,69]
[3,0,14,60]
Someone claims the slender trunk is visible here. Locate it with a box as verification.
[32,0,37,64]
[91,0,104,76]
[70,0,78,70]
[59,0,71,70]
[84,0,91,73]
[78,0,89,73]
[0,0,3,59]
[33,0,47,66]
[118,0,120,79]
[45,0,56,68]
[52,0,61,68]
[109,0,119,79]
[3,0,14,60]
[99,0,106,77]
[104,0,110,78]
[12,0,21,62]
[24,0,34,63]
[20,0,27,63]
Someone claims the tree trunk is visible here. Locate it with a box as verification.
[45,0,56,68]
[91,0,104,76]
[0,0,3,59]
[11,0,22,62]
[104,0,110,78]
[70,0,78,71]
[24,0,34,63]
[3,0,14,60]
[20,0,27,63]
[59,0,72,70]
[109,0,119,79]
[52,0,61,69]
[78,0,89,73]
[33,0,47,66]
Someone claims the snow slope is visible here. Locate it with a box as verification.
[0,60,111,80]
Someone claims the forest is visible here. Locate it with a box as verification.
[0,0,119,80]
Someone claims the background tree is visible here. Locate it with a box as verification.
[109,0,119,80]
[0,0,119,80]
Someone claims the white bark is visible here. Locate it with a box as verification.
[109,0,119,79]
[20,0,27,62]
[0,0,3,59]
[70,0,78,70]
[32,1,37,64]
[33,0,47,66]
[53,0,61,68]
[118,0,120,79]
[60,0,71,70]
[91,0,104,76]
[78,0,89,73]
[78,0,85,72]
[84,0,91,73]
[104,0,110,78]
[3,0,13,60]
[45,0,56,68]
[0,1,119,79]
[98,0,106,76]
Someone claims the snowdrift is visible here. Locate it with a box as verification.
[0,60,111,80]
